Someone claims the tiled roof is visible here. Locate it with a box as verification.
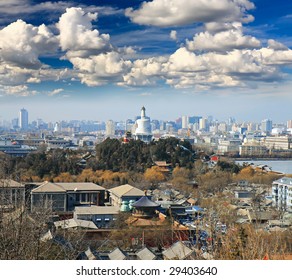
[108,248,128,260]
[75,206,120,215]
[109,184,145,198]
[0,179,24,188]
[132,196,160,208]
[162,241,194,260]
[32,182,105,193]
[136,247,157,260]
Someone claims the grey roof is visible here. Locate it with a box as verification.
[0,179,24,188]
[54,218,98,229]
[132,196,160,208]
[109,184,145,198]
[274,177,292,186]
[108,248,128,260]
[75,206,120,215]
[136,247,157,260]
[84,248,99,260]
[162,241,194,260]
[32,181,105,193]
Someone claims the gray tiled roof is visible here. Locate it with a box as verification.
[108,248,128,260]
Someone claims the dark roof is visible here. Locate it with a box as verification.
[132,196,160,208]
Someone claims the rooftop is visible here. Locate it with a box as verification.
[109,184,145,198]
[74,205,120,215]
[32,181,105,193]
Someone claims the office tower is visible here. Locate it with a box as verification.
[199,117,209,131]
[182,115,189,129]
[261,119,273,133]
[19,108,28,130]
[287,120,292,129]
[106,120,115,136]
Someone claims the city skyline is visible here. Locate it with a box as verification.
[1,0,292,122]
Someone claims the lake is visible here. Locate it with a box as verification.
[235,160,292,174]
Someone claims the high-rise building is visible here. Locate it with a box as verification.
[19,108,28,130]
[261,119,273,133]
[199,117,209,131]
[181,116,189,129]
[106,120,115,136]
[287,120,292,129]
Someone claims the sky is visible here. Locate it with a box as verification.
[1,0,292,123]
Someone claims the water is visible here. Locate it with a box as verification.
[235,160,292,174]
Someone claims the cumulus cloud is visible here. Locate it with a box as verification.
[58,7,111,58]
[125,0,255,27]
[0,19,58,69]
[186,22,261,52]
[170,30,177,41]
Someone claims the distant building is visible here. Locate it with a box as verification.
[106,120,115,136]
[217,139,241,155]
[264,136,292,150]
[181,116,189,129]
[133,106,152,143]
[19,108,28,130]
[261,119,273,134]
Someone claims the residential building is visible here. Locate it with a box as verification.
[264,136,292,150]
[73,205,120,228]
[108,184,146,210]
[217,139,242,155]
[31,182,106,212]
[272,177,292,212]
[239,141,268,156]
[0,179,25,209]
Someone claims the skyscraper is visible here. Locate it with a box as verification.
[19,108,28,130]
[261,119,272,133]
[181,115,189,129]
[106,120,115,136]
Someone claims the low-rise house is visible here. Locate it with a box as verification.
[0,179,25,209]
[31,182,106,212]
[73,205,120,228]
[162,241,194,260]
[108,247,128,260]
[108,184,145,210]
[54,218,98,230]
[136,247,157,260]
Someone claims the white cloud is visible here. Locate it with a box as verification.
[170,30,177,41]
[0,19,58,69]
[186,22,261,52]
[58,7,111,58]
[49,88,64,96]
[125,0,255,27]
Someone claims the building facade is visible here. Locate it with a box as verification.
[272,177,292,212]
[31,182,107,212]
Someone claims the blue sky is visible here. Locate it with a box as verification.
[0,0,292,123]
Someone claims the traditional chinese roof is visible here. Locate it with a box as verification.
[132,196,160,208]
[109,184,145,198]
